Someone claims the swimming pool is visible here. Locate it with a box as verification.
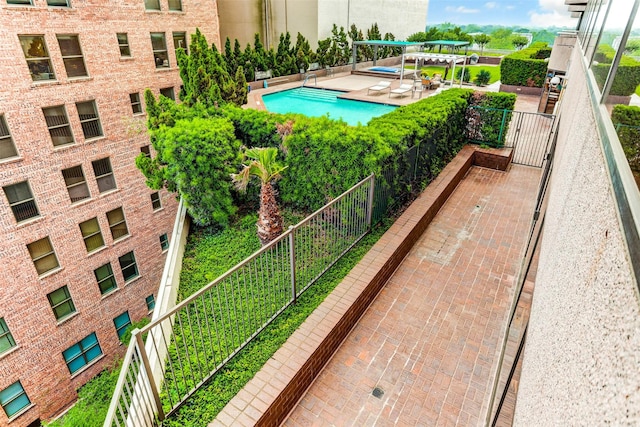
[368,66,400,73]
[261,87,396,126]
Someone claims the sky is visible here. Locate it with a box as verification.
[427,0,578,28]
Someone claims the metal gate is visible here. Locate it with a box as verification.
[505,111,556,168]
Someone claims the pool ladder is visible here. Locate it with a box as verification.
[302,73,317,87]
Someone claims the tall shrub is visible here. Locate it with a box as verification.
[136,114,241,226]
[500,43,550,87]
[592,46,640,96]
[612,104,640,171]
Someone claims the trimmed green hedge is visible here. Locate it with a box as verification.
[592,46,640,96]
[612,104,640,172]
[500,42,551,87]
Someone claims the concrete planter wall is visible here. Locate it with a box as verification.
[500,84,543,96]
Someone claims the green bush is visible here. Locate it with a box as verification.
[592,46,640,96]
[465,92,517,147]
[45,361,121,427]
[455,67,471,83]
[612,104,640,171]
[474,69,491,86]
[500,43,550,87]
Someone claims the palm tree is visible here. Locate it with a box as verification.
[232,147,287,245]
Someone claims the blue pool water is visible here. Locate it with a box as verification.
[369,66,400,73]
[261,87,396,126]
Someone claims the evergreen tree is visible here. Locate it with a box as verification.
[177,29,246,107]
[348,24,364,62]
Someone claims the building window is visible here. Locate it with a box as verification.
[62,165,90,203]
[118,251,138,282]
[168,0,181,11]
[106,207,128,240]
[94,263,117,295]
[92,158,116,193]
[117,33,130,57]
[47,0,70,6]
[76,101,103,140]
[0,115,18,160]
[0,318,16,355]
[47,285,76,321]
[27,236,59,276]
[151,33,169,68]
[79,217,104,253]
[150,192,161,210]
[57,35,87,78]
[144,0,160,10]
[113,311,131,340]
[19,35,55,81]
[43,105,74,147]
[130,93,142,114]
[140,145,151,157]
[159,233,169,251]
[7,0,33,4]
[62,332,102,375]
[3,181,39,223]
[159,87,175,100]
[0,381,31,419]
[173,32,187,56]
[145,294,155,311]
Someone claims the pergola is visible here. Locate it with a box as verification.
[351,40,424,71]
[403,52,467,87]
[351,40,469,86]
[424,39,470,54]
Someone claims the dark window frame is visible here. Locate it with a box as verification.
[79,217,105,253]
[76,100,103,140]
[3,181,39,223]
[92,157,117,193]
[43,105,74,147]
[47,285,76,321]
[118,251,139,282]
[130,92,142,114]
[62,332,102,375]
[106,207,129,241]
[0,318,16,355]
[117,33,131,57]
[19,34,56,81]
[56,34,88,78]
[0,114,18,160]
[94,263,117,295]
[27,236,59,276]
[62,165,90,203]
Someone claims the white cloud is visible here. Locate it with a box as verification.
[529,0,577,27]
[506,5,515,10]
[485,2,497,9]
[445,5,480,14]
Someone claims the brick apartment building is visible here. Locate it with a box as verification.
[0,0,219,425]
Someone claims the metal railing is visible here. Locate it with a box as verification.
[465,107,556,168]
[105,175,375,427]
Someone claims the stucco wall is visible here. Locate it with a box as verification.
[514,44,640,424]
[219,0,429,50]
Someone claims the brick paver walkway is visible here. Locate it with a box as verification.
[284,165,541,426]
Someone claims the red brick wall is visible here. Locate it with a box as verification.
[0,1,220,425]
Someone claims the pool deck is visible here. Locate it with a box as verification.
[246,72,501,112]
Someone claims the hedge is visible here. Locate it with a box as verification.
[592,46,640,96]
[500,42,551,87]
[612,104,640,172]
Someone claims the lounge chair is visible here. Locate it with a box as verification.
[367,81,391,95]
[389,83,413,98]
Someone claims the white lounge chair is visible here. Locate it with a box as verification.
[367,81,391,95]
[389,83,414,98]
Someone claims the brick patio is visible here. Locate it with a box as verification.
[283,164,540,426]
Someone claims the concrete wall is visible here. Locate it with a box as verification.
[514,43,640,424]
[218,0,429,50]
[326,0,429,41]
[217,0,263,48]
